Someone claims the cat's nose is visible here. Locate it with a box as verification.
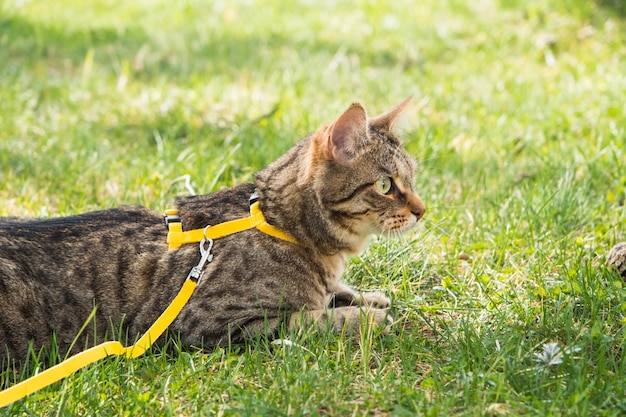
[410,195,425,221]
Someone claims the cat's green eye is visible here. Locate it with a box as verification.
[375,177,393,194]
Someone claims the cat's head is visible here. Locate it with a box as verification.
[304,98,425,247]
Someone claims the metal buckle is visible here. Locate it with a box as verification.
[164,209,181,228]
[249,190,259,205]
[187,238,214,283]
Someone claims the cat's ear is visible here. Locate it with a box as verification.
[368,96,412,132]
[325,103,368,165]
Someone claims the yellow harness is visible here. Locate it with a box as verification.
[0,194,297,407]
[166,198,298,250]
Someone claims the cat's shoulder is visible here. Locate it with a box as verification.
[175,183,256,229]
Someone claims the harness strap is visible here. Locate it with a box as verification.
[166,200,298,250]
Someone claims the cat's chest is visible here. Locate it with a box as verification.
[320,253,347,289]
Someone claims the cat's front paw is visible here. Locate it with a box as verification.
[360,291,391,309]
[332,306,393,335]
[289,305,394,336]
[363,307,393,334]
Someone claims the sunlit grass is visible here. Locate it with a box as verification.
[1,0,626,415]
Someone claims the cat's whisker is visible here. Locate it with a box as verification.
[419,218,451,238]
[423,205,469,210]
[416,153,457,165]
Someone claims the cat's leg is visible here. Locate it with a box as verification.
[289,305,392,335]
[329,282,390,309]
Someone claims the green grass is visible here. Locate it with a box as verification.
[1,0,626,415]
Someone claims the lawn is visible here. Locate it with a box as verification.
[1,0,625,415]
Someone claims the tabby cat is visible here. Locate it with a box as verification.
[0,99,425,365]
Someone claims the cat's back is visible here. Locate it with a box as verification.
[0,206,168,264]
[0,205,162,237]
[0,205,170,359]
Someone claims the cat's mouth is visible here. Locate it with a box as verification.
[379,212,423,236]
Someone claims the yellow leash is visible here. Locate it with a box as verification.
[0,194,297,407]
[0,277,198,407]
